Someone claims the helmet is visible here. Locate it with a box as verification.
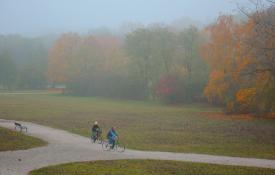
[94,121,98,125]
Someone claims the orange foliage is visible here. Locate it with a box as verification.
[48,34,127,85]
[236,88,257,106]
[204,70,228,103]
[200,13,274,115]
[47,33,80,84]
[201,8,275,115]
[201,15,237,70]
[201,15,238,104]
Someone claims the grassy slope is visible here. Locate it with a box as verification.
[0,94,275,159]
[30,160,275,175]
[0,127,47,151]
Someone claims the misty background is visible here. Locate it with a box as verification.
[0,0,248,36]
[0,0,273,115]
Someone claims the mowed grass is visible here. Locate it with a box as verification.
[30,160,275,175]
[0,127,47,151]
[0,94,275,159]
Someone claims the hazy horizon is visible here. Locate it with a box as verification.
[0,0,250,37]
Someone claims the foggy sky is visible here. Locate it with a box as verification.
[0,0,249,36]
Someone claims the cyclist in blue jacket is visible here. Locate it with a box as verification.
[107,127,118,149]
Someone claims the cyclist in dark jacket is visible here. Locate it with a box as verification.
[91,121,101,142]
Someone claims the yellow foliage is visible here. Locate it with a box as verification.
[204,70,228,103]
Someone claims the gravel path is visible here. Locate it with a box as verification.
[1,119,275,175]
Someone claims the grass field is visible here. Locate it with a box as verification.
[0,90,51,93]
[0,94,275,159]
[0,127,47,151]
[30,160,275,175]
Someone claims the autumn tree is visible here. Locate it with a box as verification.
[47,33,80,86]
[236,1,275,114]
[202,1,275,116]
[49,26,208,102]
[201,15,241,111]
[68,35,129,97]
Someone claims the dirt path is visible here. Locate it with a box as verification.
[1,119,275,175]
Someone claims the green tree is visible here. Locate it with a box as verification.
[175,26,208,102]
[0,51,17,90]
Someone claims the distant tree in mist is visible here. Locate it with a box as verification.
[47,33,145,99]
[48,25,209,102]
[0,51,17,90]
[0,35,51,89]
[125,26,208,102]
[47,33,80,86]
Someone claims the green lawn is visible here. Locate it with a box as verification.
[0,90,50,93]
[0,94,275,159]
[30,160,275,175]
[0,127,47,151]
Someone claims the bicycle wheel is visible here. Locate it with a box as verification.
[116,143,125,153]
[102,140,111,151]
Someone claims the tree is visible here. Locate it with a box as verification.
[201,15,240,109]
[125,26,179,99]
[0,35,50,89]
[18,62,47,89]
[68,35,129,97]
[125,28,154,98]
[0,51,17,90]
[236,2,275,114]
[175,26,208,102]
[47,33,80,86]
[48,33,141,98]
[202,2,275,116]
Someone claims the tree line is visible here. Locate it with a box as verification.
[47,26,208,102]
[47,2,275,116]
[0,1,274,116]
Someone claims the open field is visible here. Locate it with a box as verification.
[30,160,275,175]
[0,126,46,151]
[0,94,275,159]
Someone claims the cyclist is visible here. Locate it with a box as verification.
[107,127,118,149]
[91,121,101,142]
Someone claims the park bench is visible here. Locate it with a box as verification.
[14,122,28,132]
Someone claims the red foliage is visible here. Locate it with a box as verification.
[155,75,178,97]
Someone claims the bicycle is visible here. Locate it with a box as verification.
[102,138,125,152]
[91,129,103,144]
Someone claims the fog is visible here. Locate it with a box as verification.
[0,2,274,174]
[0,0,273,114]
[0,0,248,36]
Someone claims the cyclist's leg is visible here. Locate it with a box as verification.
[107,138,113,149]
[92,132,96,142]
[111,137,115,149]
[91,132,93,140]
[108,137,114,149]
